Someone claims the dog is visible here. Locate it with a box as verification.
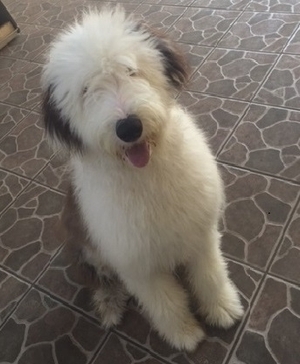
[41,7,244,351]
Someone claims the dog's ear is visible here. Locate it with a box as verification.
[153,33,189,89]
[42,85,84,152]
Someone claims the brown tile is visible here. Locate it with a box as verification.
[219,12,299,52]
[144,0,193,5]
[219,164,299,269]
[188,49,277,100]
[34,0,92,29]
[0,57,28,87]
[284,27,300,54]
[0,112,53,178]
[35,153,70,193]
[246,0,300,13]
[0,183,65,281]
[0,61,43,109]
[218,104,300,181]
[179,44,212,76]
[254,55,300,109]
[92,333,166,364]
[177,92,248,154]
[0,104,29,141]
[37,244,97,317]
[229,276,300,364]
[0,24,59,61]
[168,8,239,46]
[134,4,187,32]
[192,0,250,10]
[0,288,107,364]
[115,260,262,363]
[270,203,300,285]
[0,169,29,214]
[0,269,29,325]
[5,0,59,24]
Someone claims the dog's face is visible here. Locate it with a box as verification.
[42,8,187,168]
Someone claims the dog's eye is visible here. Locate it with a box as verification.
[83,86,88,94]
[127,68,137,77]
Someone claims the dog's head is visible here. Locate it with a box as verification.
[42,7,188,168]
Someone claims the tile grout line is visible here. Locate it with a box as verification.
[216,160,300,186]
[112,330,173,364]
[0,175,66,219]
[216,102,251,157]
[265,194,300,275]
[184,87,300,112]
[31,282,103,325]
[225,193,300,363]
[86,332,111,364]
[0,240,64,329]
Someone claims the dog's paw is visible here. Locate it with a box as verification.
[204,284,244,329]
[93,289,127,329]
[164,318,205,352]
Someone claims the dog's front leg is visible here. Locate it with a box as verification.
[187,228,244,328]
[123,272,204,351]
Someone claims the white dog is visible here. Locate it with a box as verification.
[42,7,243,351]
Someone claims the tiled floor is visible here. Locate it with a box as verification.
[0,0,299,363]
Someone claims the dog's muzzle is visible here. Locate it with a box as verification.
[116,114,143,143]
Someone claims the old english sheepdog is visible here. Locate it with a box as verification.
[41,7,244,351]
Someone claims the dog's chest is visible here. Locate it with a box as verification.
[72,161,195,270]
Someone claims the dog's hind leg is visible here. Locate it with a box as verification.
[92,268,129,329]
[123,272,205,351]
[82,252,129,329]
[187,228,244,328]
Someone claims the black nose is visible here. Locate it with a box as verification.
[116,115,143,143]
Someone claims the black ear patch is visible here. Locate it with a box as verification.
[154,36,189,89]
[42,85,83,152]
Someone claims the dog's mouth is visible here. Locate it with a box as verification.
[125,141,151,168]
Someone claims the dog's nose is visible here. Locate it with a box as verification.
[116,115,143,143]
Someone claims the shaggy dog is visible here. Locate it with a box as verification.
[42,7,244,351]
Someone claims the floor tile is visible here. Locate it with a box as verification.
[246,0,300,13]
[188,49,277,100]
[270,203,300,285]
[0,288,107,364]
[33,0,106,29]
[218,12,299,52]
[0,24,59,61]
[228,276,300,364]
[0,169,29,214]
[0,112,53,179]
[134,5,187,32]
[178,91,248,154]
[191,0,251,10]
[0,269,29,325]
[144,0,193,5]
[255,55,300,109]
[219,164,299,269]
[178,44,212,75]
[168,8,240,46]
[0,104,29,141]
[37,243,98,318]
[0,57,28,87]
[35,153,70,193]
[115,260,262,363]
[4,0,58,24]
[0,183,65,281]
[0,61,43,109]
[284,26,300,54]
[92,333,166,364]
[218,104,300,181]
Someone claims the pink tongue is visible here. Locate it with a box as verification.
[126,142,150,168]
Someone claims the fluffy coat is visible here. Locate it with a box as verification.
[42,7,244,351]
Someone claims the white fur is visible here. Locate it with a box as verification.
[42,7,244,351]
